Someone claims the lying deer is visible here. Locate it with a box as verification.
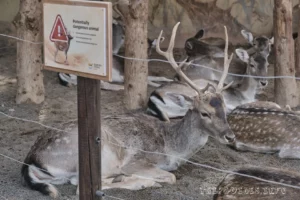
[54,30,74,65]
[21,22,235,198]
[214,167,300,200]
[185,28,273,61]
[58,22,171,90]
[147,47,268,121]
[227,101,300,159]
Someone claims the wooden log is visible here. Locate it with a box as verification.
[274,0,299,107]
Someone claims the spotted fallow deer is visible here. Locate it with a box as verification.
[21,22,235,198]
[214,167,300,200]
[227,101,300,159]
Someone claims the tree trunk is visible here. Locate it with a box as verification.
[274,0,298,107]
[296,5,300,78]
[118,0,149,110]
[13,0,44,104]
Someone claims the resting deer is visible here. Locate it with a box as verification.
[54,30,74,65]
[184,29,273,61]
[227,101,300,159]
[21,22,235,198]
[147,47,268,121]
[58,22,171,90]
[214,167,300,200]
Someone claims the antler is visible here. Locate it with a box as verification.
[216,26,234,93]
[156,22,210,96]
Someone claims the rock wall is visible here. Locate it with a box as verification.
[1,0,300,48]
[146,0,300,47]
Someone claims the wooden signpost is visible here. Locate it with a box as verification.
[43,0,112,199]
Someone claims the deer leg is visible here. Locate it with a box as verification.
[147,80,161,87]
[100,81,124,91]
[147,76,173,82]
[102,160,175,190]
[54,49,59,63]
[279,148,300,159]
[64,51,69,65]
[233,142,278,154]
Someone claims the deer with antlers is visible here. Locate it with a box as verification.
[147,29,269,121]
[21,22,235,198]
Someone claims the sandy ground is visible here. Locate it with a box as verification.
[1,47,300,200]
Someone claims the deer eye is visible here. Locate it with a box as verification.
[201,112,211,118]
[250,64,255,68]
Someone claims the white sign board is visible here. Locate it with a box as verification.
[43,0,112,81]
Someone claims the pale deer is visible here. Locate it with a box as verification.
[214,167,300,200]
[184,29,274,62]
[227,101,300,159]
[54,30,74,65]
[147,48,268,121]
[21,22,235,198]
[58,22,171,90]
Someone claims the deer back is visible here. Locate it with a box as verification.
[227,101,300,154]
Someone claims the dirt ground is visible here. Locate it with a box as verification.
[1,46,300,200]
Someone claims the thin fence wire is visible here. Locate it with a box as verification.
[0,34,43,45]
[1,111,300,191]
[1,33,300,80]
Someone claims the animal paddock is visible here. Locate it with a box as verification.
[1,45,300,199]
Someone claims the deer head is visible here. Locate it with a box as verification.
[156,22,235,144]
[235,48,269,87]
[241,30,273,56]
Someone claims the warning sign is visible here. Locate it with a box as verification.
[43,0,112,81]
[50,15,68,42]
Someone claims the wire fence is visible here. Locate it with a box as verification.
[1,33,300,80]
[0,32,300,200]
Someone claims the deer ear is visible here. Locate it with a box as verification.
[235,48,249,63]
[185,40,194,50]
[165,92,193,108]
[269,37,274,45]
[151,39,157,47]
[194,29,204,39]
[241,30,254,45]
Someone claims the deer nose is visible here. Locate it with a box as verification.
[223,131,235,144]
[260,80,268,87]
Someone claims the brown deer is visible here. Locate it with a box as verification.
[21,22,235,198]
[54,30,73,65]
[214,167,300,200]
[227,101,300,159]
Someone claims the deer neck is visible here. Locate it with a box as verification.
[165,109,208,158]
[237,68,258,100]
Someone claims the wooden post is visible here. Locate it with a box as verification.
[274,0,299,107]
[78,77,102,200]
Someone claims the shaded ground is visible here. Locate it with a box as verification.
[0,47,300,200]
